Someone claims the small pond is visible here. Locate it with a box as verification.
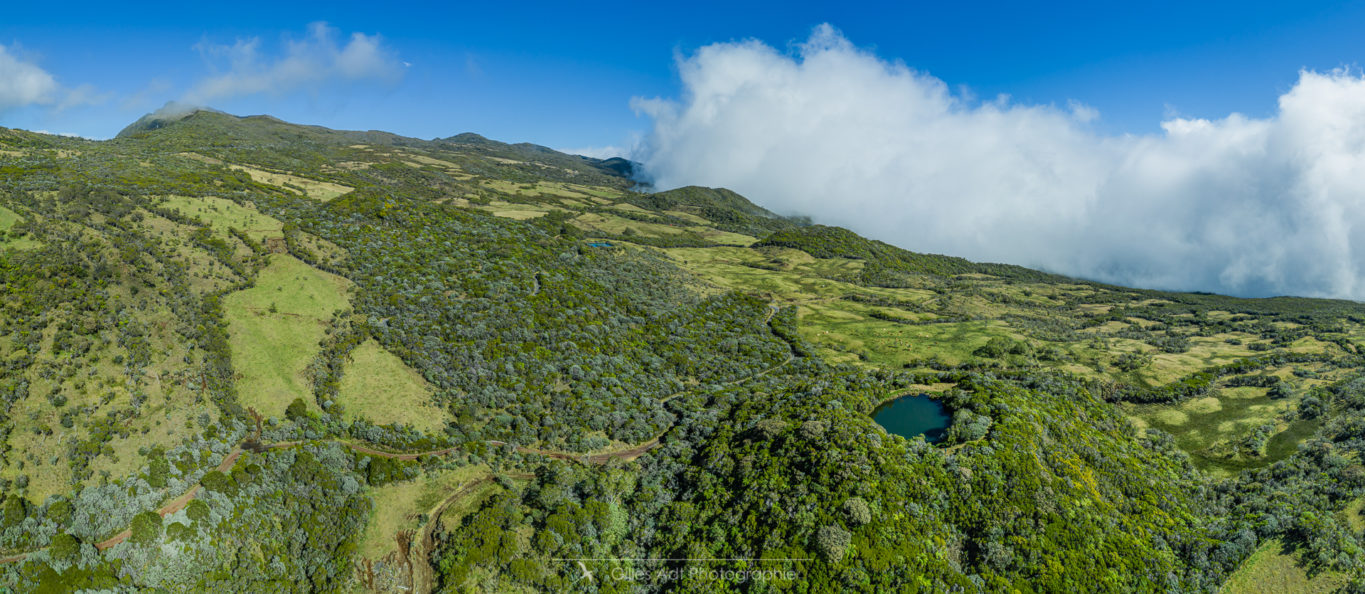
[872,395,950,443]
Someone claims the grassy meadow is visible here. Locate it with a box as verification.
[224,254,351,417]
[335,339,447,433]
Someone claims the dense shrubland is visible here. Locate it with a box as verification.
[4,112,1365,591]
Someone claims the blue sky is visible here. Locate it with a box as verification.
[3,1,1365,146]
[10,1,1365,298]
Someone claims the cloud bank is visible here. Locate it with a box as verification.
[0,45,58,111]
[0,44,102,113]
[559,145,630,160]
[633,25,1365,299]
[184,22,404,104]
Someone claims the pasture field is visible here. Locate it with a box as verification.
[358,465,493,559]
[335,339,447,433]
[224,254,351,417]
[228,163,353,200]
[1222,539,1346,594]
[160,195,283,242]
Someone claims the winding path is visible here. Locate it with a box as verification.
[406,471,535,594]
[0,445,244,564]
[0,303,795,571]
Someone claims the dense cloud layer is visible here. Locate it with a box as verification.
[185,22,403,104]
[633,25,1365,299]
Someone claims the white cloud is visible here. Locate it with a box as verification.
[559,145,629,160]
[122,78,174,112]
[0,44,60,111]
[32,130,89,138]
[55,83,109,111]
[633,24,1365,299]
[0,45,105,114]
[184,22,403,104]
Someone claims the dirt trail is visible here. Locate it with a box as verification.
[346,443,460,461]
[94,446,244,551]
[0,446,244,564]
[1,304,791,567]
[407,471,534,594]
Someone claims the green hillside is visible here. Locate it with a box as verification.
[0,111,1363,592]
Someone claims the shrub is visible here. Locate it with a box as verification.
[49,532,80,563]
[814,525,852,562]
[1269,381,1295,399]
[186,499,211,523]
[130,511,162,545]
[842,497,871,526]
[286,397,310,420]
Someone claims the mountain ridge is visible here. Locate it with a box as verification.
[1,109,1363,592]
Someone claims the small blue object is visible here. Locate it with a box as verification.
[871,394,950,443]
[586,242,614,248]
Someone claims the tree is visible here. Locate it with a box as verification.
[186,499,211,524]
[130,511,162,545]
[148,456,170,488]
[842,497,871,526]
[799,420,828,440]
[200,470,236,495]
[286,397,309,420]
[46,500,73,526]
[814,525,852,562]
[49,533,80,563]
[1,495,27,528]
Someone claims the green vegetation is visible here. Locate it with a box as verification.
[0,205,40,250]
[357,464,491,558]
[1223,539,1348,593]
[224,254,350,417]
[159,195,283,242]
[334,339,446,433]
[4,110,1365,592]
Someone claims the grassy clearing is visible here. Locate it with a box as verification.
[480,179,593,198]
[665,245,1021,368]
[358,465,493,559]
[1342,498,1365,532]
[1124,376,1321,476]
[399,151,466,172]
[1222,539,1346,593]
[159,195,283,242]
[336,339,446,433]
[228,164,352,200]
[569,211,759,246]
[224,254,350,417]
[475,201,559,220]
[566,184,624,199]
[136,210,241,292]
[0,205,20,230]
[803,302,1015,368]
[571,212,679,238]
[665,246,866,301]
[0,205,40,250]
[1139,338,1261,385]
[662,209,712,225]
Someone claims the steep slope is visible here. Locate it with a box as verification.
[0,112,1364,592]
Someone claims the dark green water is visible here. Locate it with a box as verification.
[872,395,950,443]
